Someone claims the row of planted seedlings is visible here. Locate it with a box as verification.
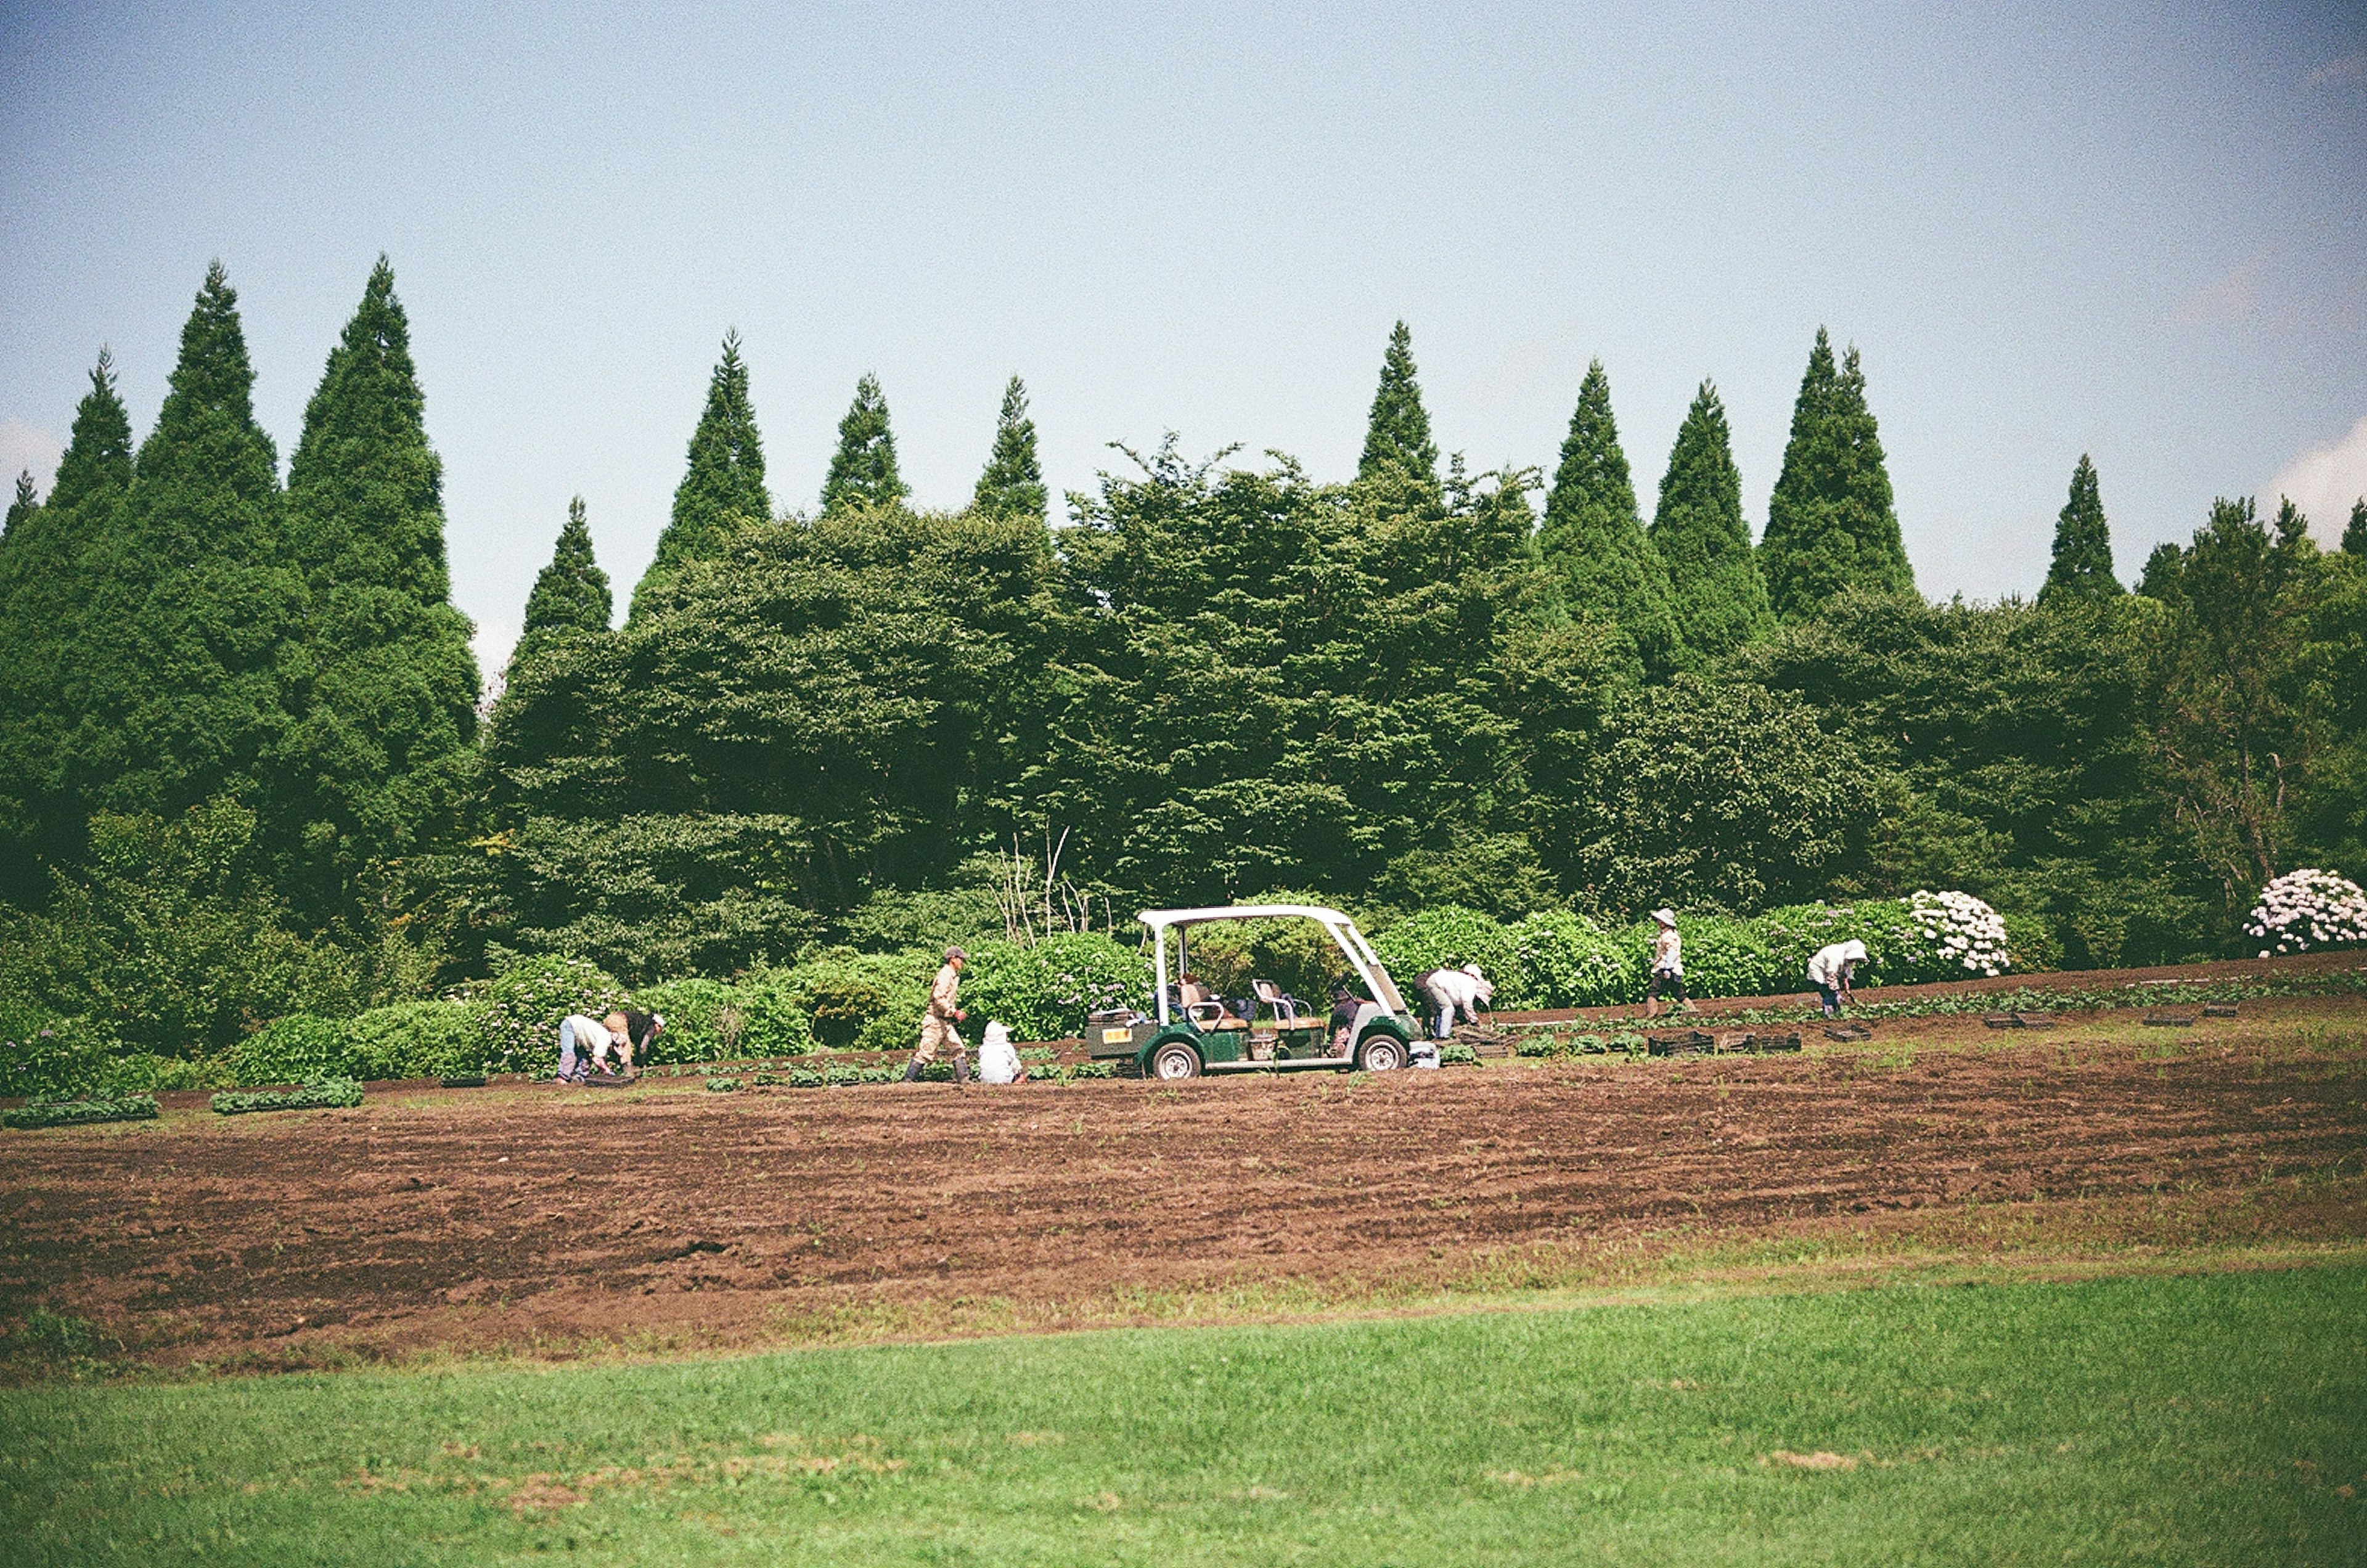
[6,1077,365,1129]
[698,1045,1121,1092]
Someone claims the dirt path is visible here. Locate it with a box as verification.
[2,1001,2362,1369]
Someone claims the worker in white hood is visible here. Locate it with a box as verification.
[1806,939,1869,1016]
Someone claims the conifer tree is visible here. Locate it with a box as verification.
[2345,499,2367,558]
[517,496,613,664]
[279,256,481,923]
[634,331,769,615]
[1359,321,1439,488]
[1650,380,1771,659]
[0,351,138,900]
[2038,454,2120,605]
[972,375,1047,520]
[820,373,908,513]
[1759,329,1915,618]
[2,471,33,538]
[1537,359,1679,672]
[70,262,303,822]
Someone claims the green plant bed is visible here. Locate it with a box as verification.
[210,1079,364,1116]
[703,1077,743,1093]
[3,1095,160,1130]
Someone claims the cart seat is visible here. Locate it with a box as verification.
[1250,980,1299,1026]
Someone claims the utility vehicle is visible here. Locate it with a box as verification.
[1085,904,1420,1079]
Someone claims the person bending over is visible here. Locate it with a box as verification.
[1806,940,1868,1017]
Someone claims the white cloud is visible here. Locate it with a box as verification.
[2267,415,2367,545]
[0,419,65,499]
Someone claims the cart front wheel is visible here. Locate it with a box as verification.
[1357,1035,1407,1072]
[1150,1042,1203,1080]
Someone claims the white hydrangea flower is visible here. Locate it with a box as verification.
[2243,869,2367,955]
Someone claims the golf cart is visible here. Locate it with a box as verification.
[1085,904,1421,1079]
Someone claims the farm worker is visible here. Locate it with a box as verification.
[613,1011,666,1074]
[1417,963,1494,1042]
[1807,940,1869,1017]
[1328,984,1372,1054]
[1643,909,1691,1018]
[553,1013,616,1082]
[904,945,973,1085]
[978,1019,1028,1085]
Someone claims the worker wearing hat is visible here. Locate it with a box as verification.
[905,945,972,1084]
[1643,908,1692,1017]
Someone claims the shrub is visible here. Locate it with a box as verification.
[2000,910,2064,975]
[1905,889,2011,978]
[1174,914,1335,1008]
[774,949,933,1053]
[1372,906,1516,998]
[1505,910,1638,1008]
[227,1014,347,1087]
[340,1001,483,1081]
[729,970,817,1057]
[1750,893,2015,990]
[962,931,1142,1041]
[4,1095,160,1130]
[1640,913,1783,1000]
[637,978,756,1066]
[703,1076,742,1092]
[0,1010,118,1100]
[211,1079,364,1115]
[92,1052,229,1093]
[468,955,632,1076]
[2246,868,2367,956]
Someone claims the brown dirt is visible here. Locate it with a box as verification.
[2,995,2363,1372]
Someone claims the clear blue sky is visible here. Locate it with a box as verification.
[4,1,2363,672]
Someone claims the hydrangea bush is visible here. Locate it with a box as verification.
[1505,910,1636,1008]
[1905,889,2011,978]
[468,955,632,1075]
[2246,869,2367,956]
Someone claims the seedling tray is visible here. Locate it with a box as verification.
[1823,1023,1873,1042]
[1982,1012,2024,1029]
[2202,1002,2239,1018]
[2013,1011,2058,1029]
[2141,1013,2197,1027]
[439,1075,488,1089]
[1646,1030,1715,1056]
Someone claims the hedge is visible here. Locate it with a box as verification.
[4,1095,160,1130]
[211,1079,364,1116]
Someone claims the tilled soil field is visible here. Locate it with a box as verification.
[3,997,2363,1370]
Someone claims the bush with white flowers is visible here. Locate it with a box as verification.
[2245,869,2367,957]
[1907,889,2011,978]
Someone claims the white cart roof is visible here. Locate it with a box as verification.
[1137,904,1357,929]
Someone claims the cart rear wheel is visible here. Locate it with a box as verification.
[1150,1042,1203,1080]
[1357,1035,1407,1072]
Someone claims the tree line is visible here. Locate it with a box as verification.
[3,259,2364,1058]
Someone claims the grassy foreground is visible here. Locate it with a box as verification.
[4,1268,2363,1566]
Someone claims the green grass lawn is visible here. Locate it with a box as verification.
[4,1267,2362,1566]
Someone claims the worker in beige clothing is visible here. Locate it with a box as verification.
[904,945,972,1084]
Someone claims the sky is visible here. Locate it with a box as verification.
[3,1,2363,677]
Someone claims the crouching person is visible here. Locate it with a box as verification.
[978,1019,1028,1085]
[554,1010,664,1082]
[1417,963,1494,1042]
[905,945,972,1085]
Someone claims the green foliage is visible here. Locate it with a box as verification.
[1357,321,1439,488]
[1657,912,1780,1000]
[2001,909,2065,973]
[634,332,770,616]
[1650,380,1771,662]
[2344,498,2367,558]
[1759,329,1913,618]
[703,1076,741,1092]
[1504,909,1638,1008]
[1173,910,1339,1008]
[1,470,33,536]
[469,955,632,1076]
[1541,675,1868,919]
[277,256,481,930]
[1538,359,1678,674]
[1372,905,1516,997]
[516,497,612,666]
[340,1000,483,1081]
[3,1095,158,1130]
[635,974,814,1063]
[210,1078,362,1115]
[972,375,1047,521]
[2039,454,2120,605]
[0,1011,120,1100]
[820,373,908,513]
[228,1013,346,1087]
[767,948,934,1053]
[960,931,1142,1040]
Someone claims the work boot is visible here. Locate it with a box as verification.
[953,1055,970,1088]
[903,1056,925,1083]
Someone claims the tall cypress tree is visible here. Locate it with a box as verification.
[1650,380,1770,659]
[2038,454,2120,606]
[279,256,481,923]
[973,375,1047,520]
[1,472,33,539]
[2345,499,2367,558]
[0,350,141,901]
[70,262,303,821]
[820,373,908,513]
[1359,320,1439,488]
[517,496,613,664]
[1537,359,1679,673]
[1759,329,1915,618]
[633,332,769,616]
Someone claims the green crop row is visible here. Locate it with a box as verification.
[2,1095,160,1130]
[209,1079,364,1116]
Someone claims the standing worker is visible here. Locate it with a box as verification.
[1643,909,1691,1017]
[905,945,973,1085]
[1806,939,1869,1017]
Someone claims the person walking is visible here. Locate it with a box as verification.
[1807,939,1868,1017]
[1643,909,1691,1017]
[905,945,972,1085]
